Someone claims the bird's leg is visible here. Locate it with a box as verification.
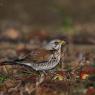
[40,73,45,83]
[39,71,47,84]
[35,72,40,95]
[35,71,45,95]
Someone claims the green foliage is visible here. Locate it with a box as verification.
[91,63,95,67]
[63,17,73,28]
[53,4,73,28]
[0,74,8,84]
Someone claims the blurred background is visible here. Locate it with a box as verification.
[0,0,95,44]
[0,0,95,95]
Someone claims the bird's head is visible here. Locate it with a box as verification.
[45,39,65,50]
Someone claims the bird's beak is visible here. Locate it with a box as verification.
[60,40,66,45]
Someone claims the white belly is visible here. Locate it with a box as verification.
[21,56,60,71]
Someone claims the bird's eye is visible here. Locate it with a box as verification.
[54,42,59,45]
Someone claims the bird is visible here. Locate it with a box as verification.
[21,40,65,71]
[0,39,65,87]
[0,40,65,71]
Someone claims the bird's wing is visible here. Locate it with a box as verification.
[19,49,55,64]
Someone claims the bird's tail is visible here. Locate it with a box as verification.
[0,57,24,66]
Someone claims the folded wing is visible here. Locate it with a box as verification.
[19,49,55,64]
